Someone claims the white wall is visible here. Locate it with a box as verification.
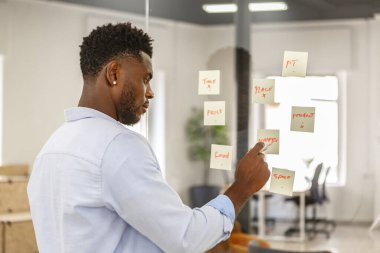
[369,19,380,219]
[1,0,379,220]
[2,0,84,166]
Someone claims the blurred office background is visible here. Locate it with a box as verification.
[0,0,379,252]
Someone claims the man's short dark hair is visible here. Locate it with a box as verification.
[79,22,153,77]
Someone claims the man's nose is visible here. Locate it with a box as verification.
[146,84,154,99]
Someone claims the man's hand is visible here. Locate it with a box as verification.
[224,142,270,215]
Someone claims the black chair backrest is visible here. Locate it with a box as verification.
[310,163,323,204]
[321,166,331,202]
[189,185,220,208]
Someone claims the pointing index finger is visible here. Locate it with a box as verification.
[248,142,265,156]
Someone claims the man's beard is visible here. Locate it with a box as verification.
[117,85,141,126]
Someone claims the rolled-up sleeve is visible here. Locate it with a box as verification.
[101,133,235,253]
[206,194,235,231]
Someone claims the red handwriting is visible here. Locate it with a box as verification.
[207,109,223,116]
[258,137,278,143]
[285,59,298,68]
[292,112,314,119]
[254,85,273,95]
[215,152,230,159]
[202,78,216,88]
[273,174,291,180]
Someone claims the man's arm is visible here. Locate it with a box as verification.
[102,134,269,253]
[224,142,270,215]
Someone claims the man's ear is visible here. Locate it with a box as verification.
[105,60,119,87]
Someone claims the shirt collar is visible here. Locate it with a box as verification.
[64,107,118,123]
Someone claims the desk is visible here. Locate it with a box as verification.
[257,186,308,242]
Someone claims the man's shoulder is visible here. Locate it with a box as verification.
[102,125,152,156]
[37,118,138,167]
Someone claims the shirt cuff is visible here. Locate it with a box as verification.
[206,194,235,224]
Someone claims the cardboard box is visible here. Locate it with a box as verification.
[0,165,29,177]
[0,213,38,253]
[0,177,29,213]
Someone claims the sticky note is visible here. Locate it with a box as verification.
[204,101,225,126]
[257,129,280,154]
[198,70,220,95]
[210,144,233,170]
[252,79,275,104]
[269,168,295,196]
[290,106,316,133]
[282,51,308,77]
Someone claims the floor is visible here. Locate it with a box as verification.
[262,222,380,253]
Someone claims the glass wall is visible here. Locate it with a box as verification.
[41,0,350,231]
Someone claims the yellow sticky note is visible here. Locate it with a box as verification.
[204,101,225,126]
[257,129,280,155]
[198,70,220,95]
[282,51,308,77]
[269,168,295,196]
[210,144,233,170]
[290,106,316,133]
[252,79,275,104]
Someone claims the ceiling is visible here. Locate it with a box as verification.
[57,0,380,25]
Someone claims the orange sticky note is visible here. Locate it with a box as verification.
[198,70,220,95]
[252,79,275,104]
[210,144,233,170]
[269,168,295,196]
[204,101,225,126]
[257,129,280,154]
[282,51,308,77]
[290,106,316,133]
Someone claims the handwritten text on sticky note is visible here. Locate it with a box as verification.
[198,70,220,95]
[257,129,280,154]
[269,168,295,196]
[204,101,225,126]
[210,144,233,170]
[252,79,275,104]
[290,106,315,133]
[282,51,308,77]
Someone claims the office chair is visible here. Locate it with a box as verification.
[249,240,332,253]
[189,185,220,208]
[317,166,336,231]
[284,163,331,239]
[320,166,330,202]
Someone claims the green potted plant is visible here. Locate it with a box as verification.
[185,107,230,207]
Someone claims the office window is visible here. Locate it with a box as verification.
[264,75,346,185]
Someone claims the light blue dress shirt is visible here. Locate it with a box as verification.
[27,107,235,253]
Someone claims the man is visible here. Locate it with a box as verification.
[27,22,270,253]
